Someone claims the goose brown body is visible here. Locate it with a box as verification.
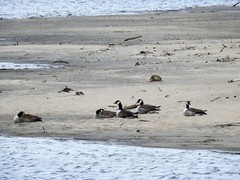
[14,111,42,123]
[183,102,207,116]
[96,109,116,118]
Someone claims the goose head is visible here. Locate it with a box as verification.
[96,108,104,115]
[14,111,25,121]
[136,99,144,105]
[114,100,123,110]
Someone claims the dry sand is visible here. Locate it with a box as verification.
[0,6,240,151]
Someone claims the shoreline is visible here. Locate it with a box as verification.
[0,6,240,151]
[1,5,239,20]
[1,134,240,154]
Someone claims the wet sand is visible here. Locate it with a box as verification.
[0,6,240,151]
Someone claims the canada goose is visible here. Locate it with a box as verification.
[183,102,207,116]
[14,111,42,123]
[114,100,138,118]
[136,99,160,114]
[95,108,116,118]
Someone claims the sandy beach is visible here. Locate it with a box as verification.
[0,6,240,151]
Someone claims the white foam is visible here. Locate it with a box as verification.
[0,62,61,70]
[0,136,240,179]
[0,0,236,19]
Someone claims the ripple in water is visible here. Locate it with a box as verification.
[0,136,240,179]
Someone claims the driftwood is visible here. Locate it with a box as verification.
[53,60,69,64]
[177,100,190,103]
[215,122,240,128]
[216,55,236,63]
[58,86,73,93]
[109,35,142,46]
[158,87,162,92]
[220,44,227,52]
[120,121,126,126]
[228,78,240,83]
[202,139,216,143]
[108,105,117,108]
[210,97,221,102]
[123,35,142,42]
[139,119,150,122]
[233,2,240,7]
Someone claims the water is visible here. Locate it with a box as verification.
[0,62,63,70]
[0,136,240,179]
[0,0,237,19]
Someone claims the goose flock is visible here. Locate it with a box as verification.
[96,99,207,119]
[96,99,161,119]
[14,99,207,123]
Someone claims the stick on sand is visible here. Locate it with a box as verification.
[228,78,240,83]
[124,35,142,42]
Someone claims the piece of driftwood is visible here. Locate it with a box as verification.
[202,139,216,143]
[108,105,117,108]
[139,119,150,122]
[158,87,162,92]
[210,97,221,102]
[53,60,69,64]
[177,100,190,103]
[58,86,73,93]
[120,121,126,126]
[215,122,240,128]
[220,44,227,52]
[139,50,153,55]
[124,35,142,42]
[216,56,236,63]
[233,2,240,7]
[228,78,240,83]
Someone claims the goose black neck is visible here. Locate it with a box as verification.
[118,103,123,110]
[96,109,101,115]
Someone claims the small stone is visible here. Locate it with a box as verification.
[148,75,162,82]
[135,62,140,66]
[76,91,84,96]
[58,86,73,93]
